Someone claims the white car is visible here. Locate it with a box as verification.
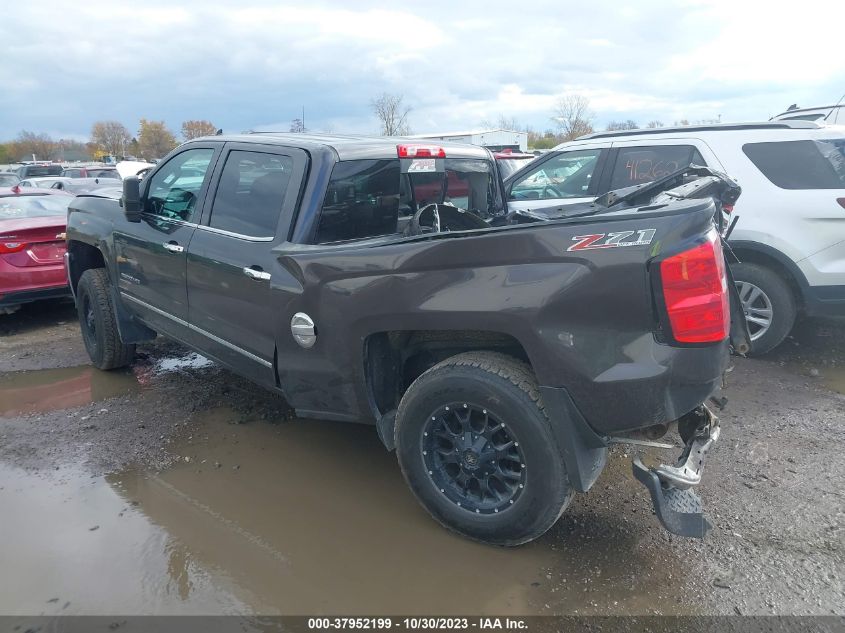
[771,104,844,125]
[19,176,73,189]
[505,121,845,354]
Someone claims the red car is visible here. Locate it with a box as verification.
[0,187,72,315]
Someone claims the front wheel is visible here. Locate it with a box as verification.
[77,268,136,370]
[731,262,796,356]
[394,351,572,546]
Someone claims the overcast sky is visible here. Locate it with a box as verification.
[1,0,843,141]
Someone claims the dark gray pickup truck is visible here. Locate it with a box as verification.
[65,133,747,545]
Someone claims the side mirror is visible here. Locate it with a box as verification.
[122,176,142,222]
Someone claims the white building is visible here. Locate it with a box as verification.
[406,129,528,153]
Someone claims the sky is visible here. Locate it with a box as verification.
[1,0,843,142]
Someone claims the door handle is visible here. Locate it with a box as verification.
[162,241,184,253]
[243,266,271,281]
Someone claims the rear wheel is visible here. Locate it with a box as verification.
[77,268,135,370]
[731,262,796,355]
[395,351,572,546]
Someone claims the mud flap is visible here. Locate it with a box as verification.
[632,458,712,538]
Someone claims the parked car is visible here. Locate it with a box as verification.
[19,176,74,189]
[493,149,536,179]
[505,121,845,354]
[15,163,64,178]
[66,133,747,545]
[50,178,122,195]
[771,104,844,125]
[0,188,72,314]
[0,174,21,187]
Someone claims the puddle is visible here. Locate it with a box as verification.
[818,366,845,395]
[0,365,139,416]
[0,463,258,615]
[0,408,699,615]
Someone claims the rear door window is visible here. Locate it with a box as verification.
[607,145,704,190]
[743,139,845,189]
[509,149,602,201]
[208,150,294,238]
[315,159,401,244]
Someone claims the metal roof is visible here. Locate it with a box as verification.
[203,132,492,160]
[576,120,821,141]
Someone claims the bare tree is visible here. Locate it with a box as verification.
[481,114,522,131]
[91,121,132,158]
[11,131,57,161]
[646,120,664,128]
[371,93,412,136]
[289,118,306,133]
[606,119,638,131]
[551,94,594,141]
[181,120,217,140]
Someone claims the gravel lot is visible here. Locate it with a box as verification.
[0,298,842,616]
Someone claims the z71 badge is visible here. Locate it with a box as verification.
[567,229,657,252]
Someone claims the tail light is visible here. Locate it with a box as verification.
[722,203,734,214]
[0,241,27,254]
[836,197,845,210]
[397,144,446,158]
[658,230,729,344]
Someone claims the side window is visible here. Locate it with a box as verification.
[315,159,400,244]
[208,150,294,238]
[608,145,700,190]
[145,148,214,221]
[509,149,602,200]
[743,140,845,190]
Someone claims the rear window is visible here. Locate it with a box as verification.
[608,145,705,190]
[21,165,63,177]
[0,195,70,219]
[314,158,497,244]
[743,139,845,189]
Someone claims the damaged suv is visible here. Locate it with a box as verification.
[65,134,746,545]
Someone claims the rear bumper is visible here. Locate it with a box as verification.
[0,285,70,307]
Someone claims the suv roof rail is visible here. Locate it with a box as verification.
[576,120,821,141]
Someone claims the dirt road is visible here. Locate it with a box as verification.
[0,299,842,616]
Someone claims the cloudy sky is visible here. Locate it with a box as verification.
[1,0,843,141]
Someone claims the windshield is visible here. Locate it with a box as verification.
[497,157,534,179]
[0,194,70,220]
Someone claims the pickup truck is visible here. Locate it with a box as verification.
[65,134,747,545]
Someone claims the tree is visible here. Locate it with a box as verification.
[606,119,638,131]
[181,120,217,141]
[371,92,412,136]
[646,120,664,128]
[137,119,178,159]
[551,94,594,141]
[481,114,522,131]
[289,118,306,133]
[91,121,132,158]
[12,131,57,161]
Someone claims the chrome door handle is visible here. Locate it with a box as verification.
[162,242,184,253]
[243,267,271,281]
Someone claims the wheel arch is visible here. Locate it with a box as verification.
[728,240,808,310]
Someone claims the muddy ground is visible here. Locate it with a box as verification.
[0,298,843,616]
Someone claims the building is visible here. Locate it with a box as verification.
[406,129,528,153]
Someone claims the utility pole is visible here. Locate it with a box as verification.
[302,106,305,132]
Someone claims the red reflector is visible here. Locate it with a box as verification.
[722,203,734,214]
[659,230,729,344]
[11,185,21,194]
[0,242,27,254]
[397,144,446,159]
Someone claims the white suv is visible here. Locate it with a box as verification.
[505,121,845,354]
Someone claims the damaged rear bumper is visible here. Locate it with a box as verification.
[632,405,720,538]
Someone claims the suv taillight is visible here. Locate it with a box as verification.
[659,230,729,344]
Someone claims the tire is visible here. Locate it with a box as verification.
[394,351,573,546]
[77,268,135,370]
[731,262,796,356]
